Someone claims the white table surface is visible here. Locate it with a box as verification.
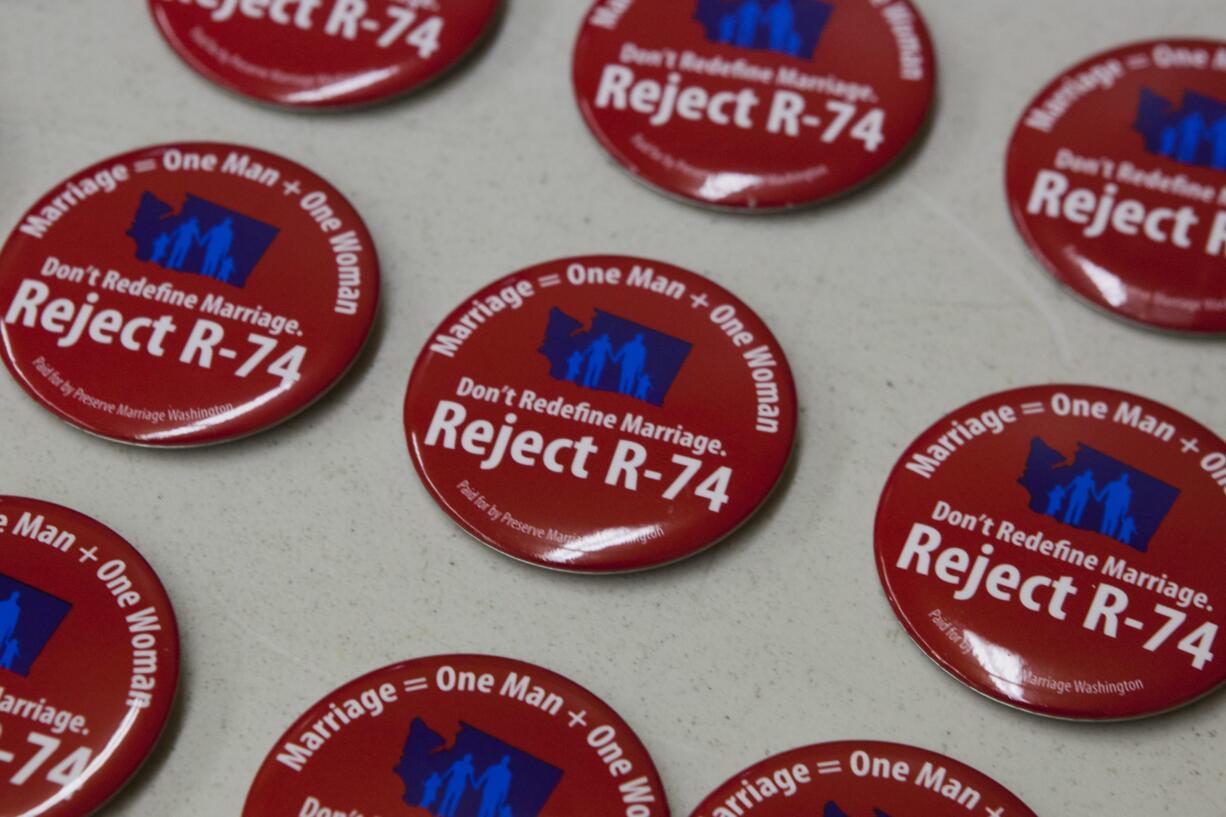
[2,1,1225,815]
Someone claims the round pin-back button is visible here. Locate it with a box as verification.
[572,0,936,211]
[876,385,1226,720]
[689,741,1038,817]
[1006,39,1226,333]
[0,142,378,446]
[148,0,501,109]
[0,497,179,817]
[403,256,797,573]
[243,654,668,817]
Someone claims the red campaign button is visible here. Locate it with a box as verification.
[1006,39,1226,334]
[689,741,1038,817]
[572,0,936,210]
[875,385,1226,720]
[0,497,179,817]
[149,0,501,108]
[403,256,797,573]
[243,654,668,817]
[0,142,379,447]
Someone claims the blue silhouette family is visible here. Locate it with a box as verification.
[568,332,651,399]
[0,574,72,677]
[539,308,692,407]
[695,0,834,60]
[1017,438,1180,553]
[1042,470,1138,544]
[1134,88,1226,171]
[415,755,516,817]
[395,720,562,817]
[126,191,280,289]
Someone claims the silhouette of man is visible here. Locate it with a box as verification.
[733,0,764,47]
[168,218,202,270]
[438,754,476,817]
[634,374,653,401]
[0,639,18,670]
[615,334,648,395]
[1043,483,1067,517]
[151,232,172,264]
[1176,112,1207,163]
[219,257,237,284]
[1062,470,1097,527]
[201,217,235,279]
[474,756,513,817]
[565,349,586,382]
[1209,114,1226,169]
[1118,516,1138,546]
[0,591,22,652]
[765,0,796,54]
[1097,473,1133,539]
[419,772,444,810]
[582,335,615,388]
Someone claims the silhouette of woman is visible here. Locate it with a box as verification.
[474,756,513,817]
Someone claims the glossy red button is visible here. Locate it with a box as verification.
[572,0,936,210]
[149,0,501,109]
[876,384,1226,720]
[403,255,797,573]
[0,142,379,446]
[689,741,1038,817]
[1006,39,1226,333]
[0,497,179,817]
[243,655,668,817]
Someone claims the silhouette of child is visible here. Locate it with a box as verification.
[565,350,585,382]
[151,233,171,264]
[1043,484,1067,517]
[419,772,443,809]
